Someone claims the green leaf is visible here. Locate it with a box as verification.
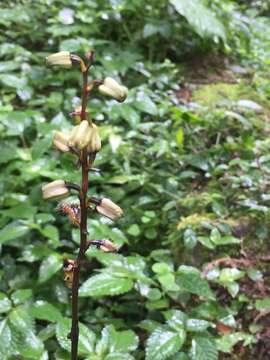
[102,325,139,353]
[104,354,134,360]
[219,268,245,283]
[164,310,187,331]
[38,254,62,283]
[152,262,172,274]
[186,319,213,332]
[255,298,270,310]
[127,224,141,237]
[170,0,226,41]
[11,289,32,305]
[56,318,96,355]
[0,221,29,245]
[177,266,215,300]
[216,332,255,353]
[146,327,186,360]
[0,320,11,358]
[190,335,218,360]
[79,273,133,297]
[8,306,44,359]
[0,292,12,313]
[30,300,62,322]
[9,306,34,333]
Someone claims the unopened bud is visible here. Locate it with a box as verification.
[42,180,70,200]
[53,131,70,152]
[46,51,72,68]
[98,77,127,103]
[69,121,92,150]
[96,198,123,220]
[87,124,101,153]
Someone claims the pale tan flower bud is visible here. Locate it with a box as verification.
[68,121,92,150]
[42,180,70,200]
[98,77,127,102]
[53,131,70,152]
[46,51,72,68]
[96,198,123,220]
[87,124,101,153]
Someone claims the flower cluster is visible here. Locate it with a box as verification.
[42,50,127,274]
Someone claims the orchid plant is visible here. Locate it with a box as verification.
[42,50,127,360]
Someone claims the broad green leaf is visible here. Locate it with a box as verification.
[102,325,139,353]
[0,221,29,245]
[9,306,35,333]
[79,273,133,297]
[152,262,172,274]
[56,317,96,355]
[164,310,187,331]
[30,300,62,322]
[146,327,186,360]
[170,0,226,41]
[190,336,218,360]
[11,289,32,305]
[38,254,62,283]
[177,266,215,300]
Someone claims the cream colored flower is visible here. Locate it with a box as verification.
[69,121,92,150]
[98,77,127,102]
[42,180,70,200]
[87,124,101,153]
[96,198,123,220]
[46,51,72,68]
[53,131,69,152]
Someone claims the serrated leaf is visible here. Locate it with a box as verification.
[56,317,96,355]
[146,327,186,360]
[79,273,133,297]
[190,336,218,360]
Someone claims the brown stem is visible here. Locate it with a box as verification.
[70,68,89,360]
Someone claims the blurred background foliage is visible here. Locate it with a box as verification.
[1,0,270,359]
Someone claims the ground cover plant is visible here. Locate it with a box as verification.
[1,0,270,359]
